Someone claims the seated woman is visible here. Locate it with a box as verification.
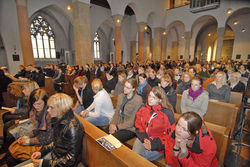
[138,73,152,103]
[72,76,94,114]
[27,93,84,167]
[104,78,142,143]
[4,89,53,166]
[104,70,117,94]
[177,72,193,95]
[229,72,245,94]
[80,79,114,126]
[111,72,126,96]
[181,76,209,118]
[239,65,249,78]
[165,69,177,90]
[149,112,218,167]
[132,87,175,161]
[206,71,231,103]
[2,81,39,124]
[160,74,177,113]
[200,66,210,78]
[147,69,160,88]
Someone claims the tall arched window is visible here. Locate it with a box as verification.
[93,32,100,59]
[30,16,56,58]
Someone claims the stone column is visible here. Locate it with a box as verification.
[15,0,35,66]
[172,41,178,61]
[72,1,93,66]
[184,31,192,62]
[215,27,225,62]
[162,33,167,61]
[130,40,136,62]
[112,14,123,63]
[137,22,147,62]
[152,27,164,61]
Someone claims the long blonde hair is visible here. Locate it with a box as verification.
[214,71,227,85]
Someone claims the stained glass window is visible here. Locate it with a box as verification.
[30,16,56,58]
[94,32,100,59]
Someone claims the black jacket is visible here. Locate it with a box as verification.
[162,86,177,113]
[104,77,117,93]
[78,84,94,109]
[230,81,245,94]
[147,77,160,88]
[40,109,84,167]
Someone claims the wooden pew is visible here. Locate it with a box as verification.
[176,94,238,138]
[43,77,55,96]
[174,113,231,167]
[74,114,156,167]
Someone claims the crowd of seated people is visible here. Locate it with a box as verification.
[0,58,249,166]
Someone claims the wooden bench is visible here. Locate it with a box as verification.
[43,77,55,96]
[176,94,238,138]
[74,114,157,167]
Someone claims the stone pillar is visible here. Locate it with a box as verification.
[72,1,93,66]
[130,41,136,63]
[162,33,167,61]
[184,31,192,62]
[112,14,123,63]
[172,41,178,61]
[153,27,164,61]
[215,27,225,62]
[15,0,35,66]
[137,22,147,62]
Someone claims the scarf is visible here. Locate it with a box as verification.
[162,86,171,94]
[138,81,148,95]
[188,87,203,101]
[183,80,191,87]
[108,76,113,81]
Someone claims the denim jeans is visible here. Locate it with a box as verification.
[132,138,163,161]
[73,106,85,115]
[85,115,110,126]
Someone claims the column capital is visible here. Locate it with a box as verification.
[137,22,147,32]
[112,14,124,26]
[15,0,27,7]
[184,31,192,39]
[217,27,226,37]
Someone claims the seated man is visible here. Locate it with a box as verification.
[80,79,114,126]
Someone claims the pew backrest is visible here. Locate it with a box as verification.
[74,113,157,167]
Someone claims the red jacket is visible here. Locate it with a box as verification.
[152,122,218,167]
[135,104,175,153]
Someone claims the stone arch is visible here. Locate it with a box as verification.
[191,15,218,33]
[127,2,142,23]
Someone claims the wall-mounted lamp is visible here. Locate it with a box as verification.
[208,33,211,36]
[117,19,120,23]
[233,21,238,25]
[181,36,184,39]
[242,29,246,32]
[112,37,115,41]
[66,4,72,11]
[144,26,148,30]
[227,8,232,15]
[163,32,166,35]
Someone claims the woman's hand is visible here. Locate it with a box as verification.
[143,139,151,150]
[73,85,78,92]
[179,138,188,154]
[9,107,16,114]
[31,152,41,160]
[32,159,42,167]
[15,120,19,124]
[109,124,117,134]
[81,110,89,118]
[110,90,115,95]
[17,137,26,146]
